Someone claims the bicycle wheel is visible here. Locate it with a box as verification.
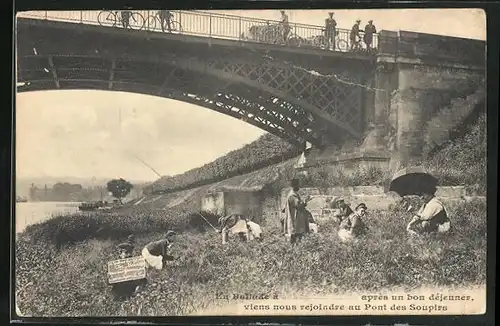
[171,21,183,33]
[337,39,348,52]
[316,35,327,48]
[287,34,302,47]
[98,11,117,27]
[129,12,146,30]
[263,29,276,44]
[146,15,158,31]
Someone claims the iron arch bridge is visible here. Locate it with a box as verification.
[16,18,376,148]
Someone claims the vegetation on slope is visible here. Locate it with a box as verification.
[146,133,299,194]
[424,111,486,195]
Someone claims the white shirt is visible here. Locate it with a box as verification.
[417,197,446,221]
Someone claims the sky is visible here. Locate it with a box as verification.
[15,9,486,182]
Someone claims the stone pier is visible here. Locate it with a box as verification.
[301,30,485,175]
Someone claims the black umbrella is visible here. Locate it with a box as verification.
[389,166,438,197]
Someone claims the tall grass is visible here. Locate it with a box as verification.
[16,199,486,316]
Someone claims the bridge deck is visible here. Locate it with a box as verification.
[16,10,379,59]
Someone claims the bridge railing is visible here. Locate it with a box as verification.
[17,10,379,53]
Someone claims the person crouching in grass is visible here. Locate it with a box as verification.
[113,234,146,298]
[338,203,369,242]
[406,187,451,236]
[142,230,176,270]
[117,235,135,259]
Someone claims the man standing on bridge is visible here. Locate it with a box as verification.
[325,12,337,50]
[121,9,132,29]
[350,19,361,50]
[280,10,291,44]
[158,10,173,33]
[364,20,377,50]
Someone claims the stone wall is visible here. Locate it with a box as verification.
[277,186,481,219]
[301,149,391,175]
[201,191,225,216]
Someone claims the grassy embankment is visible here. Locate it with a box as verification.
[15,112,487,316]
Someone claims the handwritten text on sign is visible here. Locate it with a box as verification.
[107,256,146,284]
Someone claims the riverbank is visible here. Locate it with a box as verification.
[15,199,486,317]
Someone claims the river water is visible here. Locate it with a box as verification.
[15,202,81,234]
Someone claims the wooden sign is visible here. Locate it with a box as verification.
[107,256,146,284]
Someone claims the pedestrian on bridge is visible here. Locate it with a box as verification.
[280,10,291,44]
[121,9,132,29]
[350,19,361,50]
[364,20,377,50]
[325,12,337,50]
[158,10,173,33]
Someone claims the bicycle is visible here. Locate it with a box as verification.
[146,12,183,33]
[349,35,365,52]
[317,29,349,51]
[258,23,303,46]
[97,10,146,31]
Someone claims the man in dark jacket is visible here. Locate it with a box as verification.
[141,231,176,270]
[350,19,361,50]
[325,12,337,50]
[363,20,377,50]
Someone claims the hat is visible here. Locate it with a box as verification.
[117,242,134,251]
[165,230,177,239]
[355,203,368,210]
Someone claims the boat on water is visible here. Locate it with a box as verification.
[78,200,108,211]
[16,196,28,203]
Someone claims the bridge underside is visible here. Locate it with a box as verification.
[17,19,375,148]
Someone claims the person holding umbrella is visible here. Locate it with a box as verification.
[406,186,451,235]
[388,166,450,236]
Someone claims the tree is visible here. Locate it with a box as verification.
[106,178,134,204]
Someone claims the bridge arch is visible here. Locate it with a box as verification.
[17,18,373,147]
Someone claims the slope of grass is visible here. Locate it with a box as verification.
[15,199,486,317]
[146,133,299,194]
[424,112,486,195]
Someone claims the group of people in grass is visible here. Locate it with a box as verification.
[280,178,451,245]
[115,176,451,277]
[109,176,451,298]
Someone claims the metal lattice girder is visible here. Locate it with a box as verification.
[217,86,324,146]
[207,58,366,134]
[213,92,311,146]
[18,52,365,145]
